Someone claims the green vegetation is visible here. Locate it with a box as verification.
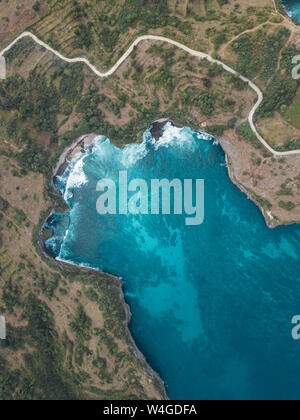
[229,24,300,149]
[231,27,290,81]
[0,195,9,212]
[258,75,298,118]
[237,122,262,149]
[75,23,93,50]
[285,90,300,130]
[279,200,296,211]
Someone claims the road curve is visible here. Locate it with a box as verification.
[1,31,299,156]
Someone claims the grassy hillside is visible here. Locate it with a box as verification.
[3,0,299,149]
[25,0,274,66]
[0,146,166,399]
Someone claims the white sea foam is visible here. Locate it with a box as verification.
[61,135,106,201]
[93,135,110,151]
[155,122,214,150]
[120,128,154,167]
[64,155,88,201]
[121,141,149,167]
[196,131,214,142]
[62,227,70,243]
[56,255,101,272]
[154,122,188,149]
[57,123,217,202]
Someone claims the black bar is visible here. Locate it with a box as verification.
[5,401,203,416]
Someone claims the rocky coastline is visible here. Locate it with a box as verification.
[40,131,169,401]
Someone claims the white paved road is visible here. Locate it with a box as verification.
[1,31,299,156]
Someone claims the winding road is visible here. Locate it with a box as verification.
[1,30,300,157]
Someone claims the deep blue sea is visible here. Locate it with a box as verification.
[45,123,300,400]
[282,0,300,22]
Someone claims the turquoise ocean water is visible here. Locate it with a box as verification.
[282,0,300,22]
[45,123,300,400]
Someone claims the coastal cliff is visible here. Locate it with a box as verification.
[42,132,169,400]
